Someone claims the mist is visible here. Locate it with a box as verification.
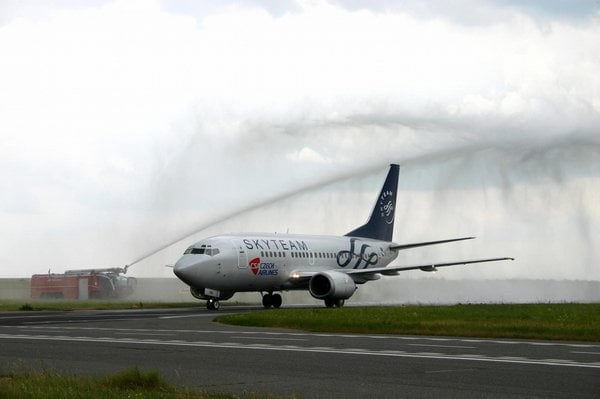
[0,1,598,305]
[132,139,599,279]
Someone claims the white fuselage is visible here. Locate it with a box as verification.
[173,233,399,293]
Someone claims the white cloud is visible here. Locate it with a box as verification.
[0,0,599,285]
[286,147,332,163]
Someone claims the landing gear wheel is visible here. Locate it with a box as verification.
[272,294,282,308]
[206,299,220,310]
[324,298,344,308]
[262,294,272,309]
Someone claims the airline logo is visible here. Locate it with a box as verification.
[249,257,279,276]
[379,190,394,224]
[337,237,380,269]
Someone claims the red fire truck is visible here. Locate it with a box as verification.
[31,267,136,299]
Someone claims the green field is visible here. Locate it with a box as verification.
[0,367,274,399]
[0,300,202,312]
[2,301,599,341]
[216,304,600,342]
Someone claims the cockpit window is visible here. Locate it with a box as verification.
[183,245,219,256]
[195,247,220,256]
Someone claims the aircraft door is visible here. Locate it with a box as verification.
[235,241,248,268]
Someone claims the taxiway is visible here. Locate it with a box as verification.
[1,307,598,398]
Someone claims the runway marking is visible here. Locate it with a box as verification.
[425,368,475,374]
[232,336,307,342]
[1,333,599,369]
[5,325,598,349]
[571,351,600,355]
[159,313,236,319]
[115,332,175,336]
[407,344,476,349]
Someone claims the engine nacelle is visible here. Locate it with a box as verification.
[309,271,357,300]
[190,287,234,301]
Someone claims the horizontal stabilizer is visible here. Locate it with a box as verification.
[390,237,475,251]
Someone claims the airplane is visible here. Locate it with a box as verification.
[173,164,513,310]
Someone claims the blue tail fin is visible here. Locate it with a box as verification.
[345,164,399,242]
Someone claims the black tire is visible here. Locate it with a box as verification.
[272,294,282,308]
[262,294,272,308]
[212,300,220,310]
[324,298,335,308]
[334,299,345,308]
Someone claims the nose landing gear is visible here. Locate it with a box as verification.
[261,292,282,309]
[206,298,220,310]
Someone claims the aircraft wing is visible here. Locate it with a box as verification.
[344,257,514,277]
[288,257,514,283]
[390,237,475,250]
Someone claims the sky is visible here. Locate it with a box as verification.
[0,1,599,286]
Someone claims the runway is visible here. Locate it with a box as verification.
[1,307,598,398]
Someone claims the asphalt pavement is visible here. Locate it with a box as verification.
[0,306,598,398]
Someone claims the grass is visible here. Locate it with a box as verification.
[216,303,600,342]
[0,300,202,312]
[0,367,279,399]
[3,300,599,341]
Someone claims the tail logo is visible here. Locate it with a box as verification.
[379,190,394,225]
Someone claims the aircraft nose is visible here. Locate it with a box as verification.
[173,256,198,286]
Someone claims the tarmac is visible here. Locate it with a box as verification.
[1,306,599,398]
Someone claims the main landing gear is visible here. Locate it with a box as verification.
[206,298,220,310]
[262,292,282,309]
[324,298,345,308]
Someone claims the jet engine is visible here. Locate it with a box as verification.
[190,287,234,301]
[309,271,356,300]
